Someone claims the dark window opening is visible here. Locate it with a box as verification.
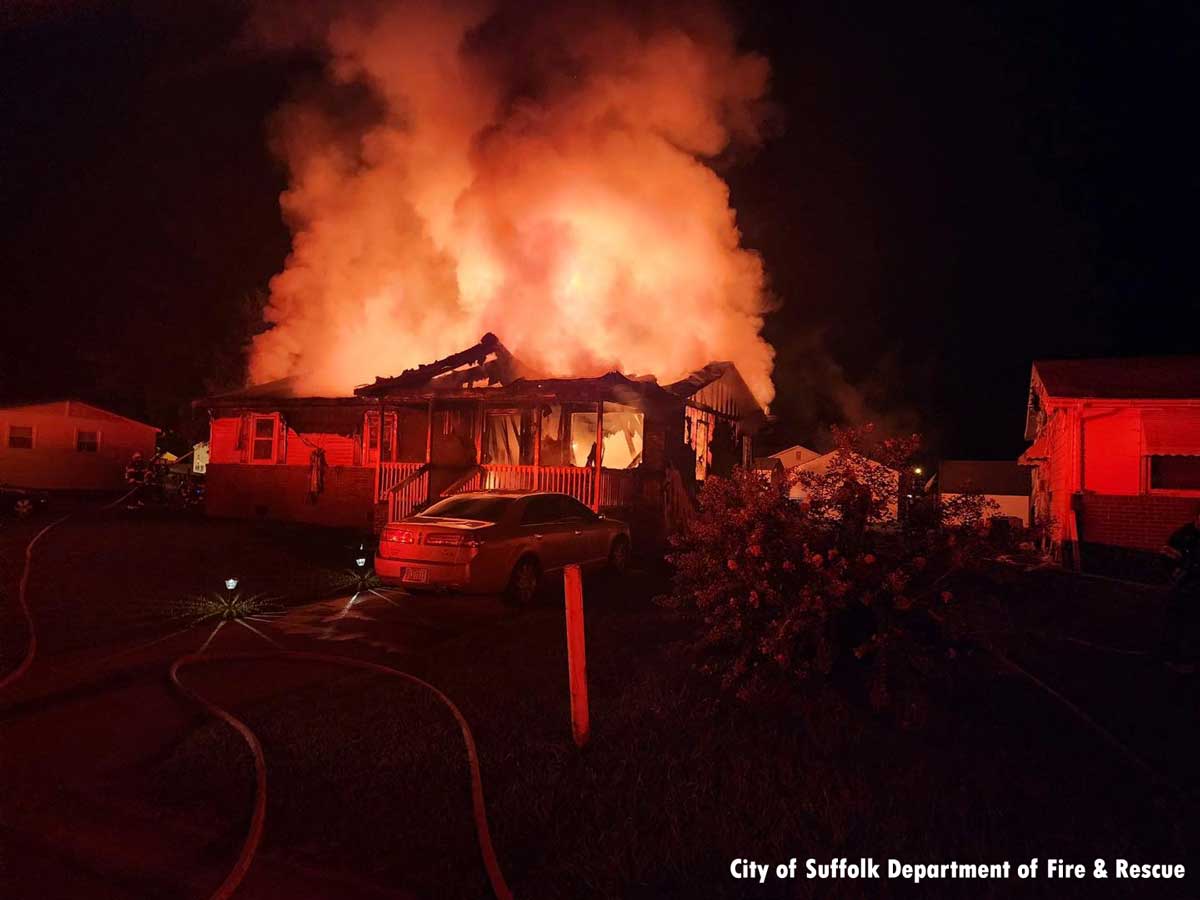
[76,430,99,452]
[1150,455,1200,491]
[8,425,33,449]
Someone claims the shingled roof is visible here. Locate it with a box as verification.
[1033,356,1200,400]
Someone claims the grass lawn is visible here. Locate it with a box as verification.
[142,563,1197,899]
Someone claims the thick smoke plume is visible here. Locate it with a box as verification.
[250,0,775,405]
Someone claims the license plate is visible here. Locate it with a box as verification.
[403,567,429,584]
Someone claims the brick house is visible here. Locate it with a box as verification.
[196,334,765,538]
[1018,356,1200,561]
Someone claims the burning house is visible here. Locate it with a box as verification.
[197,335,765,539]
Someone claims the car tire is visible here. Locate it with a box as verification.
[506,555,541,606]
[13,498,34,518]
[608,535,631,575]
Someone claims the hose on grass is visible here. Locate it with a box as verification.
[0,488,140,694]
[0,515,70,692]
[169,649,514,900]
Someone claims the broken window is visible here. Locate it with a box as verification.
[569,411,598,467]
[685,406,712,480]
[539,404,567,466]
[601,403,643,470]
[483,409,532,466]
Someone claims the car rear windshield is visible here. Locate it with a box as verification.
[419,496,513,522]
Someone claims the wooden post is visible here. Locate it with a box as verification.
[591,400,604,512]
[374,403,384,500]
[474,399,485,465]
[533,404,542,491]
[425,398,434,463]
[563,564,589,748]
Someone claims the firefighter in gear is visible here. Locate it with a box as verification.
[125,451,149,486]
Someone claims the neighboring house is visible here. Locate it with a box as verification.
[195,334,766,536]
[0,400,158,490]
[784,449,901,520]
[1018,356,1200,558]
[769,443,823,471]
[937,460,1032,526]
[753,456,785,488]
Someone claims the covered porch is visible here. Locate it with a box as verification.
[369,389,657,524]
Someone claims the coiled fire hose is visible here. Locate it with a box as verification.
[169,650,514,900]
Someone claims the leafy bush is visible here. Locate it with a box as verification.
[663,426,1004,722]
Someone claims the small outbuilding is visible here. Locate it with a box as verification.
[0,399,159,490]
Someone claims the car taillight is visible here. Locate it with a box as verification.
[381,527,415,544]
[425,533,485,548]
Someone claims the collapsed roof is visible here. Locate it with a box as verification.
[198,334,764,425]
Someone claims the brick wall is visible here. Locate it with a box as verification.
[1077,492,1200,551]
[206,464,375,531]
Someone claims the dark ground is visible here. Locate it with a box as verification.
[1,501,1197,899]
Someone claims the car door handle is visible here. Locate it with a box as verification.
[533,533,543,540]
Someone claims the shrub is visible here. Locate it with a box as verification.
[663,426,1003,721]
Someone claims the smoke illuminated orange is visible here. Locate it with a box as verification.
[250,0,776,406]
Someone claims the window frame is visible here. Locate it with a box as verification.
[75,428,101,453]
[1146,454,1200,496]
[249,415,279,464]
[363,411,398,465]
[7,424,35,450]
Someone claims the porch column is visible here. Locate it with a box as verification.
[474,399,485,464]
[592,400,604,512]
[425,398,434,463]
[533,404,542,491]
[373,402,384,501]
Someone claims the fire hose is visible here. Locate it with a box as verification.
[0,487,138,693]
[169,650,514,900]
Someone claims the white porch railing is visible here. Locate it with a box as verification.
[441,464,641,511]
[379,462,430,522]
[378,461,425,497]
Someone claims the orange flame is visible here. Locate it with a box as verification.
[250,0,775,406]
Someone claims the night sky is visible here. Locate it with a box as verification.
[3,0,1197,457]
